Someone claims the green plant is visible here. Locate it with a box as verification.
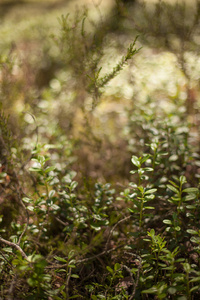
[127,154,156,229]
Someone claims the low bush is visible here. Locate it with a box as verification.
[0,1,200,299]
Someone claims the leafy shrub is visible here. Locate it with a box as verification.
[0,1,200,299]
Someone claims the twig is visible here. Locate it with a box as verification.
[46,244,125,269]
[76,244,124,264]
[0,237,28,260]
[8,275,17,300]
[105,215,132,251]
[121,264,135,300]
[14,185,29,246]
[65,267,72,298]
[55,216,69,227]
[0,250,13,269]
[124,252,142,299]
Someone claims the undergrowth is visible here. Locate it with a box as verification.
[0,1,200,299]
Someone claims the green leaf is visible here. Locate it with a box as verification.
[171,196,180,201]
[27,278,37,287]
[51,204,60,210]
[29,167,41,172]
[186,205,196,209]
[190,277,200,283]
[169,180,179,188]
[182,262,191,273]
[190,237,200,243]
[71,181,78,190]
[140,154,151,164]
[183,188,199,193]
[163,219,172,225]
[130,170,137,174]
[27,206,34,212]
[168,287,177,295]
[22,197,32,203]
[131,156,140,168]
[128,208,136,213]
[142,287,157,294]
[186,229,198,235]
[49,190,55,198]
[54,256,67,263]
[106,266,113,274]
[145,194,155,200]
[71,274,79,278]
[90,223,101,231]
[143,167,154,172]
[114,263,121,271]
[179,175,187,185]
[150,143,157,151]
[45,166,56,173]
[68,250,75,259]
[185,194,196,201]
[190,285,200,292]
[145,189,157,195]
[167,184,179,194]
[145,206,155,209]
[175,226,181,231]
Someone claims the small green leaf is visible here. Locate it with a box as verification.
[56,269,67,273]
[179,175,187,185]
[169,180,179,188]
[114,263,121,271]
[131,156,140,168]
[167,185,179,194]
[185,194,196,201]
[190,237,200,243]
[190,277,200,283]
[182,262,191,273]
[27,278,37,287]
[186,229,198,235]
[168,287,177,295]
[54,256,67,263]
[49,190,55,198]
[190,285,200,292]
[163,219,172,225]
[145,194,155,200]
[45,166,56,173]
[51,204,60,210]
[183,188,199,193]
[106,266,113,274]
[128,208,136,213]
[175,226,181,231]
[27,206,34,212]
[145,189,157,195]
[142,287,157,294]
[68,250,75,259]
[143,167,154,172]
[140,154,151,164]
[145,206,155,209]
[29,167,41,172]
[71,274,79,278]
[130,170,137,174]
[186,205,196,209]
[71,181,78,190]
[22,197,32,203]
[171,196,180,201]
